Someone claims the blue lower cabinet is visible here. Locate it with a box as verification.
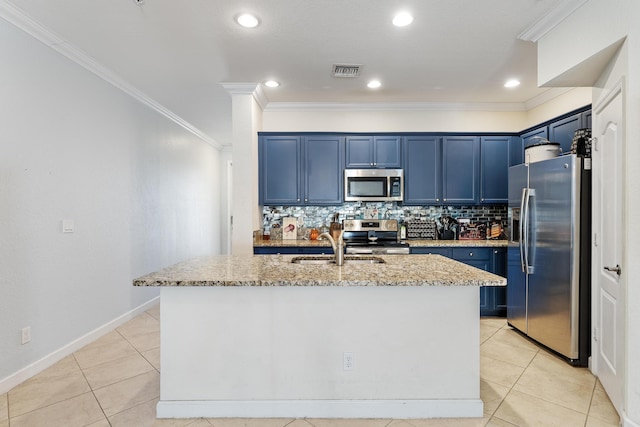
[253,247,334,255]
[412,246,507,316]
[409,247,452,256]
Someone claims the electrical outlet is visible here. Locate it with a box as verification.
[343,352,354,371]
[21,327,31,345]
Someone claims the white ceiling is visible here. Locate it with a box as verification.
[5,0,573,146]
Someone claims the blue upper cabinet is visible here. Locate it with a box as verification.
[403,136,441,205]
[442,136,480,204]
[480,136,509,204]
[345,135,402,168]
[259,134,344,206]
[549,113,582,155]
[521,126,548,148]
[509,136,524,166]
[549,111,592,155]
[303,135,344,204]
[259,135,303,205]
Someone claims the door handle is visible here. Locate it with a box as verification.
[604,265,622,276]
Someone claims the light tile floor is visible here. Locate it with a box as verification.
[1,305,620,427]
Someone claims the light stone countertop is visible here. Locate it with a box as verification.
[253,238,508,248]
[133,254,506,288]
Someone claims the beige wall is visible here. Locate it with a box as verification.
[262,88,591,134]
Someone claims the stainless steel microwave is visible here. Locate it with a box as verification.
[344,169,403,202]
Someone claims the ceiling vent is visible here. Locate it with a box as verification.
[332,64,361,78]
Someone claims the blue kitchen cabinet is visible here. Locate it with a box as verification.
[492,248,507,315]
[521,126,548,148]
[442,136,480,204]
[259,135,303,205]
[549,113,582,155]
[403,136,442,205]
[480,136,509,204]
[549,111,592,155]
[409,247,451,256]
[451,248,492,314]
[509,135,524,166]
[409,245,507,316]
[254,246,334,255]
[259,134,344,206]
[303,135,344,204]
[345,135,402,168]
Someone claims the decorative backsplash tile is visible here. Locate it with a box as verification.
[262,202,508,239]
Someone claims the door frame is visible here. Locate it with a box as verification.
[591,77,626,416]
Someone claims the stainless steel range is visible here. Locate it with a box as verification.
[343,219,410,254]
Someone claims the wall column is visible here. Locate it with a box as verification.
[222,83,264,255]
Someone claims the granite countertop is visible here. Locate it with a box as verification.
[133,254,506,288]
[254,238,508,248]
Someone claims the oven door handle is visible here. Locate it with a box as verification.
[383,248,410,255]
[346,248,373,254]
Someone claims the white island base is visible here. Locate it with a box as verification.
[157,285,482,419]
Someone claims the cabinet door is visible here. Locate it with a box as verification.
[582,110,592,129]
[509,135,524,166]
[451,248,491,314]
[373,136,402,168]
[549,113,581,154]
[345,136,374,168]
[259,136,302,205]
[480,137,509,204]
[492,248,507,315]
[403,136,441,205]
[521,126,548,148]
[304,136,343,204]
[442,136,479,204]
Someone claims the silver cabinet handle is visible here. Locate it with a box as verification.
[604,265,622,276]
[469,252,473,256]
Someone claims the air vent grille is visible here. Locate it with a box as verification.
[332,64,361,78]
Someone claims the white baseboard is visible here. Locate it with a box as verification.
[0,297,159,394]
[156,399,484,419]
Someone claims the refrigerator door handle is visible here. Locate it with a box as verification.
[519,188,527,273]
[526,189,536,274]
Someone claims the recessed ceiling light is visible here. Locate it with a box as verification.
[236,13,259,28]
[392,12,413,27]
[367,80,382,89]
[504,79,521,88]
[264,80,280,88]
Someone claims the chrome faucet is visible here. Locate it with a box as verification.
[319,230,345,266]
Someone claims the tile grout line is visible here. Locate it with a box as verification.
[485,343,540,426]
[72,352,113,427]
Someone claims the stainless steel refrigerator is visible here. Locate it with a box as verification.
[507,154,591,366]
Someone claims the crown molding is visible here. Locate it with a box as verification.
[518,0,590,42]
[0,0,222,150]
[263,101,528,113]
[221,83,268,110]
[523,87,574,110]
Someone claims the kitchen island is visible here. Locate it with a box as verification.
[134,254,506,420]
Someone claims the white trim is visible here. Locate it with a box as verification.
[156,398,484,419]
[263,101,527,113]
[523,87,575,110]
[220,83,267,110]
[517,0,590,42]
[0,297,159,394]
[0,0,222,150]
[623,414,640,427]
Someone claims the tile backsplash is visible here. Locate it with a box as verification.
[262,203,508,239]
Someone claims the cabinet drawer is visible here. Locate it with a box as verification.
[451,247,491,261]
[410,247,452,257]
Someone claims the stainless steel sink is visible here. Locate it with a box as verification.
[291,255,385,265]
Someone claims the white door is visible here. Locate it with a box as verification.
[592,80,625,414]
